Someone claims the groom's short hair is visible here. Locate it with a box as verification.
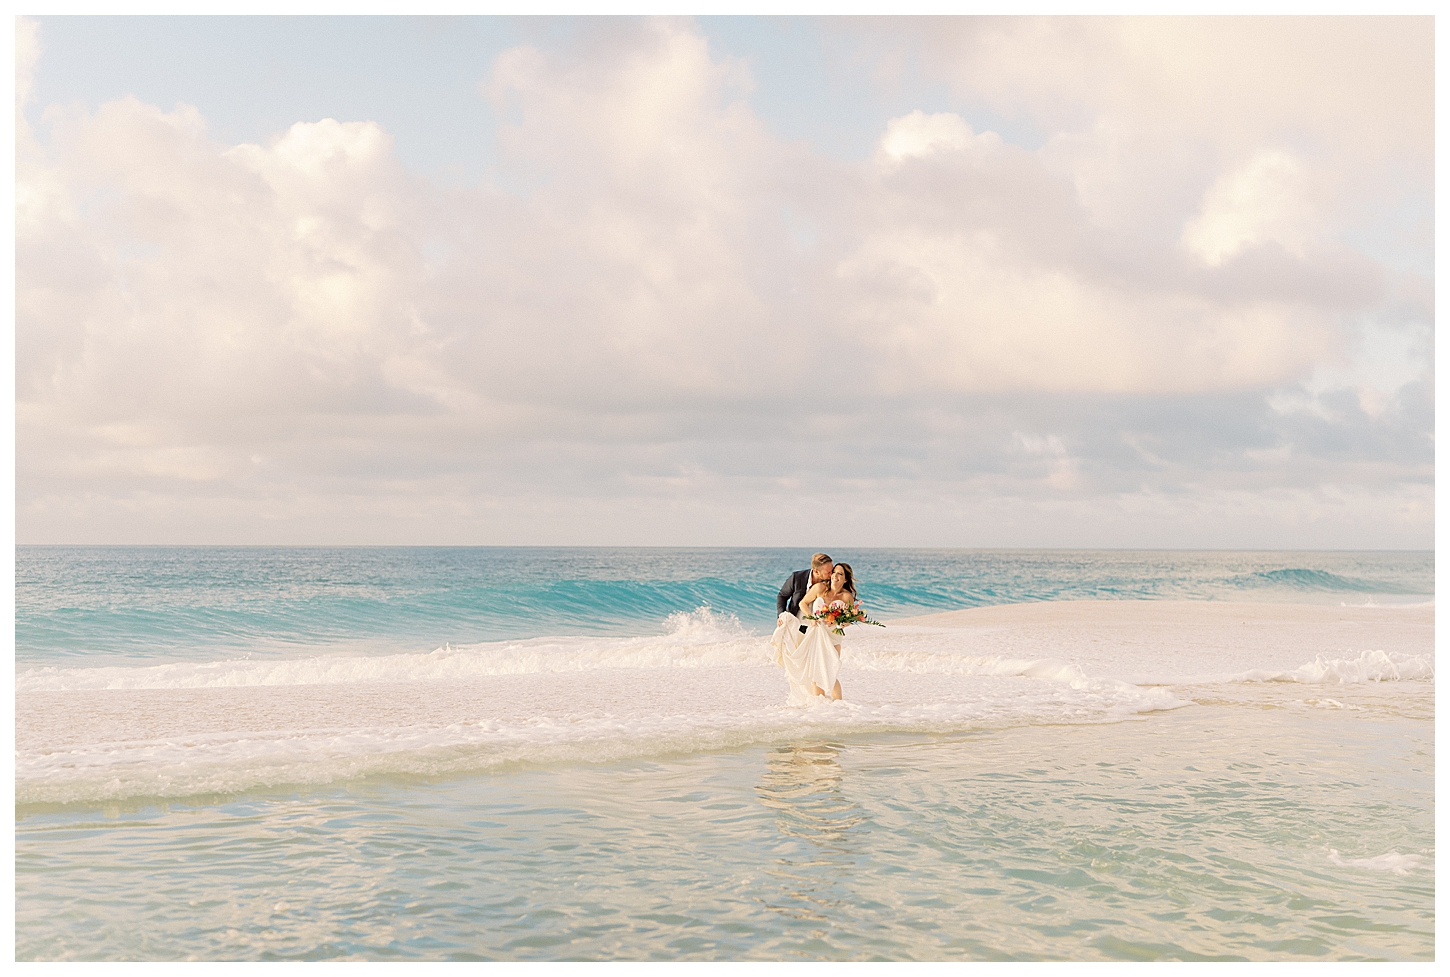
[811,552,833,569]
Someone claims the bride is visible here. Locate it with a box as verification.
[770,562,857,704]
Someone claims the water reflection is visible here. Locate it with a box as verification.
[754,742,869,938]
[756,742,864,845]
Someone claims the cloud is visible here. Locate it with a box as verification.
[19,96,424,426]
[16,16,39,112]
[888,16,1431,166]
[880,110,999,162]
[1181,149,1322,266]
[14,17,1433,546]
[875,16,1431,284]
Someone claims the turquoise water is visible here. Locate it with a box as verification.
[13,548,1435,960]
[15,547,1432,662]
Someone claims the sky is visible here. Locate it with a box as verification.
[13,15,1435,548]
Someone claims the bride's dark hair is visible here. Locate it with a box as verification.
[835,562,856,597]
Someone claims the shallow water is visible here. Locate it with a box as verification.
[16,685,1433,961]
[14,547,1434,960]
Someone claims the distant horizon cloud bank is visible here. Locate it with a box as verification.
[14,16,1433,548]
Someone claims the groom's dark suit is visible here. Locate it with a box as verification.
[776,569,815,618]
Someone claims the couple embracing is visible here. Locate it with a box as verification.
[770,552,873,705]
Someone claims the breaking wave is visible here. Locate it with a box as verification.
[1225,567,1420,595]
[1206,650,1433,686]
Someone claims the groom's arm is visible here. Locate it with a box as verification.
[776,572,797,615]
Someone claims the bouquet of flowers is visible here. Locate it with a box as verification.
[806,599,885,636]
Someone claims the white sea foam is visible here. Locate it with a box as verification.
[16,683,1186,806]
[17,603,1428,806]
[1160,646,1432,684]
[15,607,766,692]
[15,607,1175,695]
[16,661,1188,805]
[1302,698,1362,711]
[1206,650,1434,686]
[1338,598,1435,609]
[1326,848,1427,875]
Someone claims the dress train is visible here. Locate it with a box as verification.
[770,609,842,706]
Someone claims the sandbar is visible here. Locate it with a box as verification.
[880,599,1432,677]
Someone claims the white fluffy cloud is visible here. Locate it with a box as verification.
[14,17,1433,546]
[880,110,997,162]
[1181,150,1322,266]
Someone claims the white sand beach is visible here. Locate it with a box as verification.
[881,599,1433,683]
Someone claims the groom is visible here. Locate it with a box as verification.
[777,552,833,630]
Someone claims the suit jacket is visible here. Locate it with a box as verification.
[776,568,814,617]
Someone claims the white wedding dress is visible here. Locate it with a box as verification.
[770,595,843,706]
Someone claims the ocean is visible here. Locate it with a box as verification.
[13,547,1435,960]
